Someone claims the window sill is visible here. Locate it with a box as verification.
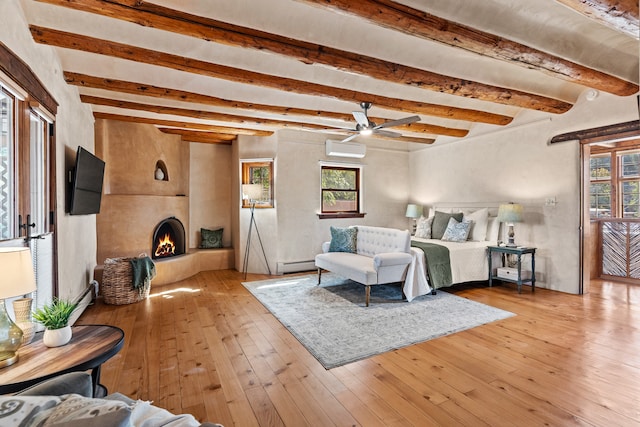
[318,213,366,219]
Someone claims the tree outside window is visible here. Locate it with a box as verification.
[321,166,360,214]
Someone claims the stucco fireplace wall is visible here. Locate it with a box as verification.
[95,119,190,264]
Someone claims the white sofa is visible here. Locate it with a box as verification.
[315,225,413,306]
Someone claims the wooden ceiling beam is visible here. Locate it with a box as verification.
[35,0,574,113]
[92,112,274,136]
[157,128,235,144]
[297,0,638,95]
[31,25,564,118]
[80,93,468,137]
[553,0,639,39]
[67,72,470,136]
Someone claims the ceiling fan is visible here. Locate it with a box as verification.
[332,102,421,142]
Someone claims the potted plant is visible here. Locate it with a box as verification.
[32,298,79,347]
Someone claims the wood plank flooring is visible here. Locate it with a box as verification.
[77,271,640,426]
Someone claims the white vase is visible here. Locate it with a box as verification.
[43,325,72,347]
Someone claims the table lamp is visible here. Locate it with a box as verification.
[0,247,37,368]
[405,204,423,235]
[497,203,524,247]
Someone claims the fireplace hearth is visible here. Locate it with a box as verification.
[152,217,186,260]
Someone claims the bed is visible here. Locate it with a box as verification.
[403,203,503,301]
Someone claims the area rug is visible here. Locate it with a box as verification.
[242,273,515,369]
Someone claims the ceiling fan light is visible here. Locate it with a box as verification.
[360,129,373,136]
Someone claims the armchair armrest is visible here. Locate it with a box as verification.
[373,252,412,269]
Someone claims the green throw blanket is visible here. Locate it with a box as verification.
[130,256,156,293]
[410,241,452,290]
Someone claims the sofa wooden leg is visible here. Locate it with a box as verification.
[317,268,321,285]
[365,285,370,307]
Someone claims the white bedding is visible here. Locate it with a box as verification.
[404,238,491,301]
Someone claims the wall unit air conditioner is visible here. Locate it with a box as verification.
[325,140,366,158]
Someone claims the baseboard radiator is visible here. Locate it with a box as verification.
[276,260,316,275]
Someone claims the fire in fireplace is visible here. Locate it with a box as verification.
[152,217,186,260]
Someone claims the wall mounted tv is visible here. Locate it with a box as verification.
[69,146,105,215]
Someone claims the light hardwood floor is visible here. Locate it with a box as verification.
[78,270,640,426]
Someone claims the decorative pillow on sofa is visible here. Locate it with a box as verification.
[329,226,358,253]
[414,216,433,239]
[431,211,464,240]
[441,217,471,242]
[200,227,223,249]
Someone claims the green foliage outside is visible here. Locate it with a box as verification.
[322,168,356,209]
[590,153,640,218]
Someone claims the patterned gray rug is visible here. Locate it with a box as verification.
[242,273,515,369]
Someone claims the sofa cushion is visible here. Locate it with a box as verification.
[328,226,358,253]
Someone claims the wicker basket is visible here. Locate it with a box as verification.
[102,256,152,305]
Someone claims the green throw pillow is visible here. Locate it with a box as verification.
[328,226,358,253]
[431,211,463,240]
[200,228,223,249]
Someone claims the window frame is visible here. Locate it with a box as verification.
[318,163,365,219]
[241,159,274,209]
[590,141,640,219]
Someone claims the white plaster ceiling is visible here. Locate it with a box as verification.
[20,0,640,148]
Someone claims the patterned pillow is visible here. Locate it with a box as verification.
[431,211,464,240]
[200,228,223,249]
[441,217,471,242]
[0,394,132,427]
[328,226,358,253]
[414,216,433,239]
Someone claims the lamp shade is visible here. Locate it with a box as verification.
[0,247,37,299]
[497,203,524,223]
[405,204,423,218]
[242,184,263,201]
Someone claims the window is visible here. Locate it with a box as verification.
[589,154,611,218]
[620,151,640,218]
[241,160,273,208]
[0,88,16,239]
[589,145,640,219]
[320,164,363,218]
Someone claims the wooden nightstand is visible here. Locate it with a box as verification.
[487,245,536,293]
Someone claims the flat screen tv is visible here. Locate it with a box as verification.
[69,146,105,215]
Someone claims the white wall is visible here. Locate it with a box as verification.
[235,129,410,274]
[189,143,233,248]
[2,0,98,303]
[409,91,639,294]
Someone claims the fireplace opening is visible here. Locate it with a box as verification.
[152,217,186,260]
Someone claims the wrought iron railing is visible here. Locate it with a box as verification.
[599,218,640,282]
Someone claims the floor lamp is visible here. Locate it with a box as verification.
[242,184,272,279]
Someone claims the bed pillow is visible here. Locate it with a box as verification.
[486,216,500,243]
[329,226,358,253]
[200,228,223,248]
[464,208,489,241]
[414,216,434,239]
[431,211,464,240]
[441,217,471,242]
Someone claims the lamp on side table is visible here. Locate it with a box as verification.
[0,247,37,368]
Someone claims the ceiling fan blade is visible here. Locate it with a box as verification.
[352,111,370,127]
[375,115,421,129]
[373,129,402,138]
[324,127,358,133]
[341,133,360,143]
